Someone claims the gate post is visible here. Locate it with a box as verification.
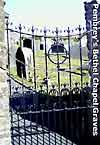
[84,0,100,137]
[0,1,11,145]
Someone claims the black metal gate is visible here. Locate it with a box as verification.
[6,20,94,145]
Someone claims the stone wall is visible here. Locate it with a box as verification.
[0,0,11,144]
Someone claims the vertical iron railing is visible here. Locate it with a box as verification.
[78,25,83,88]
[19,24,22,49]
[19,24,24,92]
[17,110,21,145]
[6,19,11,96]
[67,27,72,107]
[56,28,61,95]
[78,26,84,138]
[53,103,57,145]
[29,105,33,145]
[32,26,37,90]
[44,28,49,93]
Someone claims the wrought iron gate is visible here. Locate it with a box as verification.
[6,20,94,145]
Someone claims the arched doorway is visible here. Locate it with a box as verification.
[16,47,26,79]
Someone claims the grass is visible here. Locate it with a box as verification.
[10,50,90,89]
[10,68,33,87]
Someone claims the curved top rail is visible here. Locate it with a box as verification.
[6,21,87,38]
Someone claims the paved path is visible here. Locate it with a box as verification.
[11,112,76,145]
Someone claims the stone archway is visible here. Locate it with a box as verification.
[16,47,26,79]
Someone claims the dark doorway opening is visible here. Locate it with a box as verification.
[23,38,32,49]
[16,47,26,79]
[40,44,44,50]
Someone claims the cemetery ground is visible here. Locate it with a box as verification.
[10,50,89,90]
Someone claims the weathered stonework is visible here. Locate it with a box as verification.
[0,0,11,144]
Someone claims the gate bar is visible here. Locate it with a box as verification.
[32,26,37,90]
[44,28,49,93]
[6,19,11,96]
[56,28,61,95]
[67,27,72,106]
[79,25,83,88]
